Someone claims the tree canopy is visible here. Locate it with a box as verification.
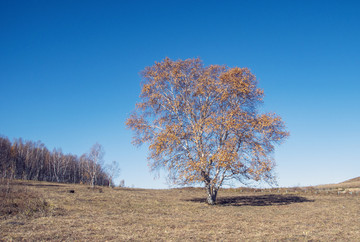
[126,58,289,204]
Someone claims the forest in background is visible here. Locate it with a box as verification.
[0,135,113,186]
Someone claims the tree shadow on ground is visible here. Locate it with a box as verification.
[188,194,314,206]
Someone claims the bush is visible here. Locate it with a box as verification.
[0,179,49,218]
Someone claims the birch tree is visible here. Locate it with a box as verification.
[106,160,121,187]
[126,58,289,205]
[86,143,105,188]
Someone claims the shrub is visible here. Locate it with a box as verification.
[0,179,49,218]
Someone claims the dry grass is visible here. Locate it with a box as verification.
[0,179,51,219]
[315,176,360,194]
[1,180,360,241]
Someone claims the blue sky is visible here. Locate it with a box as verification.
[1,0,359,188]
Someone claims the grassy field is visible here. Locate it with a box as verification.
[1,179,360,241]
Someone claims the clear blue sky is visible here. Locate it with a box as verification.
[1,0,359,188]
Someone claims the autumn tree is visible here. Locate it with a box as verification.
[126,58,289,205]
[0,136,11,179]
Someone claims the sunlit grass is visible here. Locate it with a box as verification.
[1,180,359,240]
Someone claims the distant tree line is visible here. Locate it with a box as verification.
[0,135,114,187]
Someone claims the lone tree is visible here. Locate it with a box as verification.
[126,58,289,205]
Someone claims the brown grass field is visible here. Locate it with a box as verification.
[1,179,360,241]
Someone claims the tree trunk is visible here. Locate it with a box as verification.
[205,183,218,205]
[91,177,95,188]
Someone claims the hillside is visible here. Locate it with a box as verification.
[315,176,360,191]
[1,179,360,240]
[341,176,360,184]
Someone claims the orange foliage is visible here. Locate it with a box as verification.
[126,58,289,204]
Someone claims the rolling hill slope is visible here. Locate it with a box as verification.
[316,176,360,190]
